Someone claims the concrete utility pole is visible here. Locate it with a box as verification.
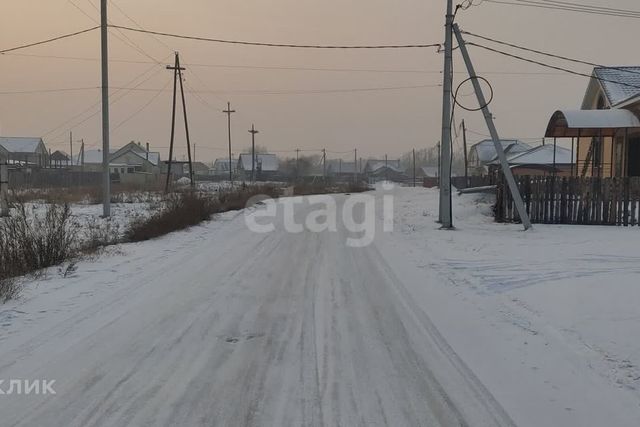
[295,148,300,181]
[223,102,236,184]
[439,0,454,228]
[453,24,532,230]
[0,159,8,217]
[249,124,259,182]
[100,0,111,217]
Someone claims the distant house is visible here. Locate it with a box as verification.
[182,161,210,176]
[50,150,71,168]
[412,165,439,178]
[489,144,574,176]
[75,142,161,175]
[237,153,279,180]
[544,66,640,178]
[364,159,407,183]
[468,139,531,176]
[212,158,237,177]
[326,160,358,179]
[0,137,48,167]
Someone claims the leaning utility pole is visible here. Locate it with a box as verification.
[100,0,111,217]
[438,0,454,228]
[453,24,531,230]
[176,56,194,187]
[249,124,259,182]
[223,102,236,184]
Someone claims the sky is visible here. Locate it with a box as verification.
[1,0,640,163]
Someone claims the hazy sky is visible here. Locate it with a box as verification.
[1,0,639,162]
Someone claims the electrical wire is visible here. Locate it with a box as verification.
[462,30,640,78]
[109,25,442,50]
[484,0,640,19]
[466,41,640,91]
[0,27,99,54]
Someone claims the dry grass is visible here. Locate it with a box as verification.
[293,181,370,196]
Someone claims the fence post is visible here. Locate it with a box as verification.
[0,160,8,217]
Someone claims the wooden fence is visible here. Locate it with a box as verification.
[496,175,640,226]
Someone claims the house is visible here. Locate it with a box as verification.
[326,160,358,179]
[212,158,237,177]
[412,165,439,178]
[182,161,210,176]
[489,144,574,176]
[237,153,280,180]
[364,159,407,183]
[468,139,531,176]
[545,66,640,178]
[0,137,49,167]
[75,142,161,175]
[50,150,71,168]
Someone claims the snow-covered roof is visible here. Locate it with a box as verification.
[0,137,44,153]
[545,109,640,138]
[369,163,404,174]
[592,67,640,107]
[491,144,574,166]
[238,154,279,171]
[471,139,531,164]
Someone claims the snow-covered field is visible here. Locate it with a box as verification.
[380,187,640,426]
[0,185,639,426]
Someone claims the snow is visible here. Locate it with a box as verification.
[0,186,639,425]
[377,186,640,426]
[594,66,640,107]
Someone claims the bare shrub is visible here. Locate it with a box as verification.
[0,278,21,303]
[0,203,78,280]
[293,181,370,196]
[125,185,282,243]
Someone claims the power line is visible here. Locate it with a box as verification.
[0,26,99,54]
[484,0,640,18]
[462,30,640,78]
[466,41,640,91]
[109,25,442,49]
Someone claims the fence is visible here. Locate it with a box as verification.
[9,169,102,189]
[496,175,640,226]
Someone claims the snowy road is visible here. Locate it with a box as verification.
[0,194,515,427]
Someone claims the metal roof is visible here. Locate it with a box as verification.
[0,137,44,153]
[593,67,640,107]
[545,109,640,138]
[238,154,279,171]
[470,139,531,164]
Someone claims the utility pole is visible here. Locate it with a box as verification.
[439,0,454,228]
[69,131,73,167]
[100,0,111,217]
[165,53,194,189]
[223,102,236,184]
[413,148,416,187]
[80,140,85,167]
[453,24,531,230]
[354,149,358,183]
[295,148,300,181]
[322,149,327,179]
[462,119,469,188]
[0,158,8,217]
[249,124,259,182]
[193,144,196,164]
